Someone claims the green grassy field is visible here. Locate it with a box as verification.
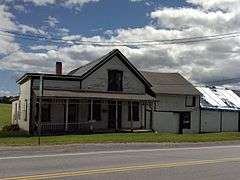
[1,132,240,146]
[1,103,240,146]
[0,103,11,130]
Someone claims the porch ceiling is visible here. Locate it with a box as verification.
[34,90,156,101]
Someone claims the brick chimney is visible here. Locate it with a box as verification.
[56,62,62,75]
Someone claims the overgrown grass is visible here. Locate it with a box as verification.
[1,132,240,146]
[0,103,11,130]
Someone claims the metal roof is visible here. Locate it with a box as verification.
[34,90,156,101]
[141,71,201,95]
[233,90,240,97]
[196,86,240,111]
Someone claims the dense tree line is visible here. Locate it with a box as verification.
[0,96,13,104]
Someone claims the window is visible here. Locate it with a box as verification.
[186,96,196,107]
[88,100,101,121]
[128,102,139,121]
[108,70,123,91]
[42,104,51,122]
[181,112,191,129]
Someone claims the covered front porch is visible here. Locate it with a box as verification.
[32,90,155,135]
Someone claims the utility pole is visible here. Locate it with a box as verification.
[38,75,43,145]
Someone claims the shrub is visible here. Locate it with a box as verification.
[2,124,20,132]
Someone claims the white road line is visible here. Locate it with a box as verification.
[1,145,240,160]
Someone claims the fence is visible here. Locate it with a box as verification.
[39,121,96,135]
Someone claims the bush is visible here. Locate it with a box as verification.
[2,124,20,132]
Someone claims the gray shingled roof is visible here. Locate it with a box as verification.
[68,49,152,87]
[141,71,201,95]
[68,49,117,76]
[34,90,155,101]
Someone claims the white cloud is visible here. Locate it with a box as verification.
[57,28,69,36]
[151,8,237,33]
[13,5,27,12]
[0,4,49,55]
[0,90,13,96]
[187,0,240,11]
[129,0,146,2]
[62,35,82,41]
[1,0,240,89]
[0,5,20,55]
[22,0,100,7]
[17,24,47,35]
[63,0,99,7]
[30,45,58,51]
[23,0,55,6]
[45,16,59,27]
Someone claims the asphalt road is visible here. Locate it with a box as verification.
[1,143,240,179]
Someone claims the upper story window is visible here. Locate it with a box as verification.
[186,96,196,107]
[108,70,123,91]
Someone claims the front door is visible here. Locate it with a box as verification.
[68,104,78,131]
[179,112,191,134]
[108,101,122,129]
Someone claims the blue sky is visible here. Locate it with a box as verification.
[0,0,240,96]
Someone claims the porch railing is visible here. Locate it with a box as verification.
[39,121,95,135]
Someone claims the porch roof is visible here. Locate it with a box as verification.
[34,90,156,101]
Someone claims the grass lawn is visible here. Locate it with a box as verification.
[0,103,11,130]
[1,103,240,146]
[1,132,240,146]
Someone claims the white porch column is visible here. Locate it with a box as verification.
[65,99,69,131]
[38,75,43,145]
[89,99,94,132]
[144,102,147,129]
[151,101,154,130]
[131,101,133,132]
[115,101,118,131]
[90,99,93,121]
[140,102,144,129]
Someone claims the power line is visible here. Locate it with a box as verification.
[1,28,240,46]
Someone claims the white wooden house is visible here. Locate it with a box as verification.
[11,49,207,135]
[142,72,202,134]
[12,49,156,134]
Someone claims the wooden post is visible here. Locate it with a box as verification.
[140,102,143,129]
[38,75,43,145]
[144,102,147,129]
[115,101,118,131]
[90,99,93,121]
[151,101,154,131]
[90,99,93,132]
[65,99,69,131]
[131,101,133,132]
